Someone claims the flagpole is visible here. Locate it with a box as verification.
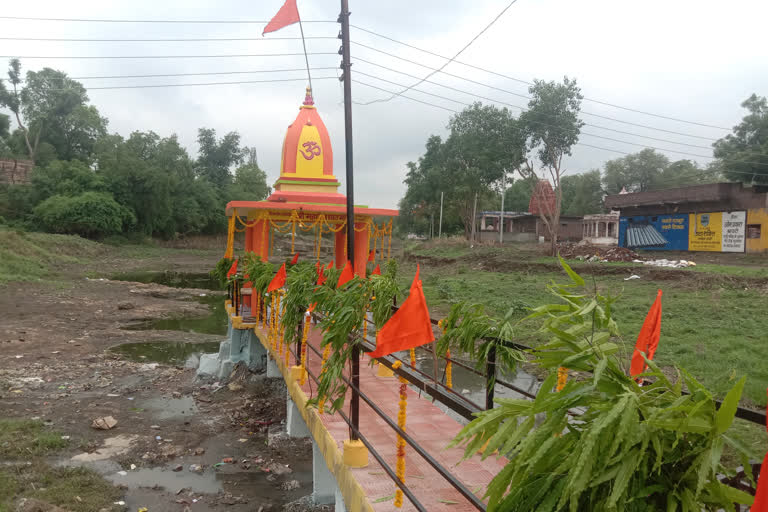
[297,16,313,93]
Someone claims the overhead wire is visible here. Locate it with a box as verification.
[357,0,521,106]
[3,67,339,82]
[0,52,338,60]
[0,36,337,42]
[351,41,721,142]
[40,76,340,91]
[0,15,334,24]
[350,24,732,131]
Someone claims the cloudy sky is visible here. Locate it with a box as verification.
[2,0,767,209]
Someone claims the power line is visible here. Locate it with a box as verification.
[0,52,337,59]
[44,76,339,91]
[353,57,713,151]
[352,78,768,171]
[358,0,521,106]
[351,24,732,131]
[352,41,721,143]
[3,67,338,82]
[0,15,334,24]
[353,69,716,159]
[352,79,457,113]
[0,36,336,42]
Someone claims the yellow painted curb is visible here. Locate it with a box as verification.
[376,364,394,378]
[290,365,307,382]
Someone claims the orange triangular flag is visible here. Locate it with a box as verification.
[267,263,287,292]
[630,289,663,377]
[307,303,316,314]
[336,261,355,288]
[368,249,375,262]
[262,0,300,35]
[316,266,327,286]
[367,265,434,358]
[327,261,334,270]
[226,258,239,278]
[371,264,381,276]
[752,391,768,511]
[291,253,299,264]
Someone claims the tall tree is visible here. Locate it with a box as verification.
[443,103,526,239]
[398,135,450,236]
[0,60,106,163]
[195,128,245,188]
[228,162,270,201]
[503,174,538,212]
[602,148,670,194]
[713,94,768,184]
[560,169,603,215]
[519,77,584,255]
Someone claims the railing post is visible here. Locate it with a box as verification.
[485,342,496,410]
[297,308,304,366]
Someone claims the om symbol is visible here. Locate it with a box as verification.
[299,141,322,160]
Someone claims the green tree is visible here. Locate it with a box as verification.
[503,174,537,212]
[228,163,270,201]
[602,148,670,194]
[0,60,106,163]
[195,128,245,188]
[33,191,135,238]
[713,94,768,184]
[29,159,104,202]
[519,77,584,254]
[560,169,603,215]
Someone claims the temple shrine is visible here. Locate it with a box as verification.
[224,87,398,277]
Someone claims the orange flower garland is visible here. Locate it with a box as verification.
[391,360,407,508]
[556,366,568,391]
[318,343,331,414]
[299,311,311,386]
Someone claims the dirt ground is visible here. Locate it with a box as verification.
[0,248,326,512]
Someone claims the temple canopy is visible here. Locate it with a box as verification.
[224,87,397,278]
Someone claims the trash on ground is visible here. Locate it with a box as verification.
[624,275,641,280]
[91,415,118,430]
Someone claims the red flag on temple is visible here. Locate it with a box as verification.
[368,249,375,262]
[226,258,238,278]
[367,265,434,358]
[336,261,354,288]
[752,392,768,511]
[371,264,381,276]
[267,263,287,292]
[291,253,299,264]
[262,0,300,35]
[630,290,663,377]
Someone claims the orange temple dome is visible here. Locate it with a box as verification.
[268,87,343,204]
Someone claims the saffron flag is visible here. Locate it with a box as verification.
[371,264,381,276]
[752,392,768,511]
[316,265,327,286]
[267,263,287,292]
[327,261,334,270]
[368,249,375,262]
[367,265,434,358]
[336,260,355,288]
[262,0,300,35]
[226,258,238,278]
[291,253,299,264]
[630,289,663,377]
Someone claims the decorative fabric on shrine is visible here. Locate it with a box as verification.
[630,289,663,377]
[224,215,235,259]
[267,263,287,292]
[368,265,434,358]
[528,179,556,215]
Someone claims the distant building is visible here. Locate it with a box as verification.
[604,182,768,253]
[477,211,583,243]
[0,159,34,185]
[582,212,620,245]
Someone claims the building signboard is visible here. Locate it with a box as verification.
[618,211,746,252]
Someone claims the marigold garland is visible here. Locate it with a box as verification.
[318,343,331,414]
[299,311,311,386]
[556,366,568,391]
[409,348,416,367]
[391,360,407,508]
[438,319,452,389]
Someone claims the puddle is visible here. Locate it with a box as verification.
[109,340,221,367]
[108,466,223,494]
[142,396,198,420]
[121,295,228,335]
[111,270,220,290]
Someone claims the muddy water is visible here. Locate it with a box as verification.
[109,341,221,367]
[111,270,220,290]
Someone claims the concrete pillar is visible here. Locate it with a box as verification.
[335,487,347,512]
[334,228,347,268]
[266,356,281,378]
[286,390,310,437]
[313,442,336,505]
[245,225,254,253]
[353,222,370,278]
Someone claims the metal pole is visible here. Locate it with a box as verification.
[297,19,313,95]
[438,191,444,238]
[339,0,359,441]
[470,192,478,245]
[485,343,496,410]
[499,174,505,245]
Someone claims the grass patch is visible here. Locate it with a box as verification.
[0,463,122,512]
[0,419,68,460]
[0,228,103,284]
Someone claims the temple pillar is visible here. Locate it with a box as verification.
[245,225,254,253]
[334,228,347,268]
[353,223,369,278]
[252,220,269,262]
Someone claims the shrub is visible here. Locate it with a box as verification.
[33,192,135,238]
